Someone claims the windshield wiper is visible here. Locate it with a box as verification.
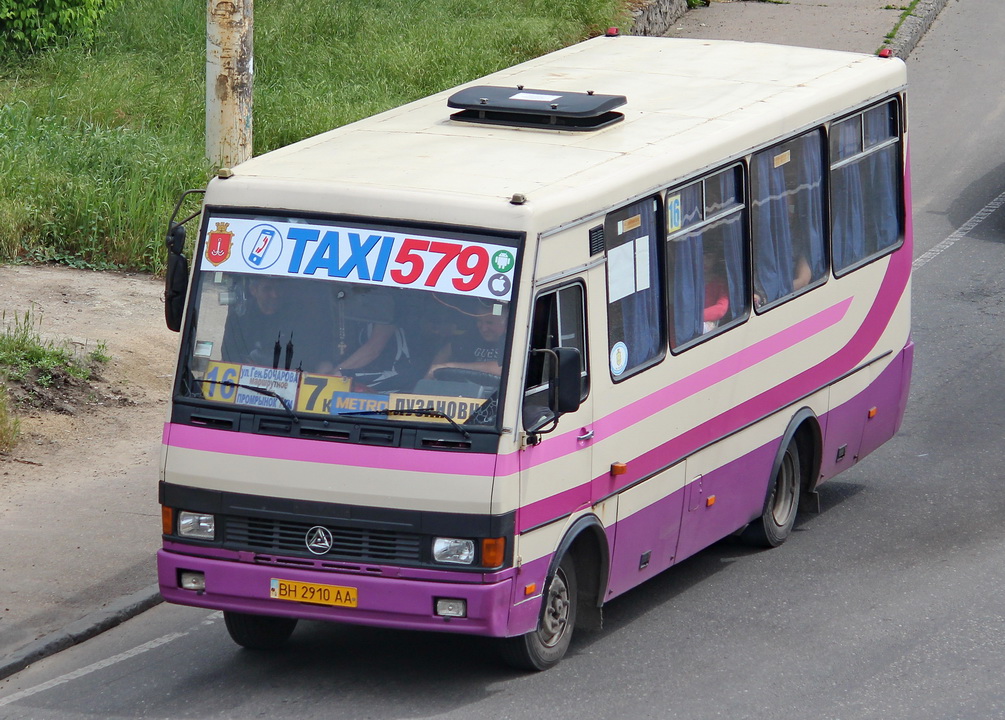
[340,407,470,439]
[199,379,299,422]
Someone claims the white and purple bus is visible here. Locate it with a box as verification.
[158,35,912,670]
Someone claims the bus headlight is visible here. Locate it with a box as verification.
[433,537,475,565]
[178,511,216,540]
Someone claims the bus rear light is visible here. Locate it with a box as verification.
[481,537,505,568]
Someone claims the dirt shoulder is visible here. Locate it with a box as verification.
[0,264,176,656]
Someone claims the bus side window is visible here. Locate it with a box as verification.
[831,98,903,274]
[667,165,749,350]
[523,284,588,432]
[604,196,666,379]
[751,130,828,309]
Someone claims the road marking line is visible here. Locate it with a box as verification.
[0,632,187,708]
[914,190,1005,270]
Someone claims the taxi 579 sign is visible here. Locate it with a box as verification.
[201,217,517,301]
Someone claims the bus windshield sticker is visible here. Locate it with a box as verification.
[617,214,642,235]
[389,393,487,422]
[607,236,651,301]
[610,341,629,376]
[200,217,516,301]
[236,366,300,409]
[667,194,683,233]
[295,374,353,415]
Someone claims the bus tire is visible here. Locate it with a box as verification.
[224,611,298,650]
[500,553,578,671]
[743,437,801,548]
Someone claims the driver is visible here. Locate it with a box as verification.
[426,303,508,378]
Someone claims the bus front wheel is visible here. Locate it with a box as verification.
[224,611,298,650]
[500,553,578,671]
[744,437,801,548]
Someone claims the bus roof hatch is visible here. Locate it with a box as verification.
[447,85,626,131]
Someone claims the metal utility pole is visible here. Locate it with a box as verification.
[206,0,253,168]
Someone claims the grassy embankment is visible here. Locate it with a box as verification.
[0,0,628,273]
[0,0,628,448]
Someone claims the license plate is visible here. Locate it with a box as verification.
[269,578,358,607]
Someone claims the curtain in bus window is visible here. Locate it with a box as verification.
[831,117,866,271]
[671,231,704,347]
[751,150,794,305]
[717,171,746,320]
[794,132,826,283]
[863,104,900,255]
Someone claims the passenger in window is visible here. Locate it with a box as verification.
[326,288,408,389]
[792,254,812,291]
[703,254,729,333]
[222,276,333,373]
[427,303,509,377]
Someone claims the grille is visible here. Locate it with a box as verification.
[225,516,423,563]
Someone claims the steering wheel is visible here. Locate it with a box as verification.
[432,368,500,387]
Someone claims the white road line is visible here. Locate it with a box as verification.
[0,632,188,708]
[913,190,1005,270]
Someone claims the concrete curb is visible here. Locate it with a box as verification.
[0,585,162,681]
[888,0,952,59]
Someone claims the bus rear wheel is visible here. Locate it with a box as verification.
[500,553,578,671]
[744,437,801,548]
[224,611,298,650]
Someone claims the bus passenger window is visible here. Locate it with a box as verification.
[604,196,665,379]
[667,165,749,349]
[751,130,827,308]
[523,284,587,431]
[831,99,902,273]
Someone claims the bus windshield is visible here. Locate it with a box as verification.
[179,214,518,428]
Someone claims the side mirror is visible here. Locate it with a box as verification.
[162,188,205,332]
[164,224,189,332]
[550,346,583,415]
[524,347,583,436]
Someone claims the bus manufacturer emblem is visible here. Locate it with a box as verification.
[305,526,334,555]
[206,222,233,266]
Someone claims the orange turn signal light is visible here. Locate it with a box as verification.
[161,506,173,535]
[868,407,878,419]
[706,495,716,508]
[482,537,505,568]
[611,462,627,476]
[524,583,537,596]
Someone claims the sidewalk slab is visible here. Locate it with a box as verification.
[667,0,949,58]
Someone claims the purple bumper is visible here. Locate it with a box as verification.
[158,547,529,637]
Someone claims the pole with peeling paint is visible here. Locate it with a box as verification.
[206,0,253,169]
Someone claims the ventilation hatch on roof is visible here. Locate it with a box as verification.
[447,85,626,131]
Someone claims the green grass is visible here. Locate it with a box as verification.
[0,308,95,385]
[0,0,628,273]
[0,307,109,450]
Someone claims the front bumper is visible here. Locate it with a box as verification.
[158,547,530,637]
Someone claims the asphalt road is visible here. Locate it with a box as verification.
[3,3,1005,719]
